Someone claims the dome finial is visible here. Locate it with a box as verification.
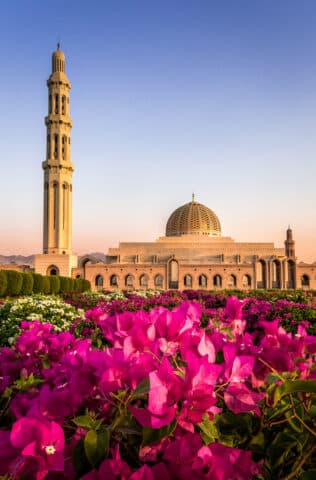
[57,41,60,50]
[192,192,195,203]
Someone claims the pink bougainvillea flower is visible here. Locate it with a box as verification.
[81,445,131,480]
[0,430,21,476]
[163,432,203,479]
[129,464,155,480]
[130,358,182,428]
[223,344,254,384]
[224,382,265,416]
[224,296,244,321]
[10,416,65,479]
[192,443,262,479]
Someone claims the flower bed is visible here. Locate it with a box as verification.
[0,295,84,346]
[0,295,315,479]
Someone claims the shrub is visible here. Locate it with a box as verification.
[49,275,60,294]
[0,270,7,297]
[5,270,23,296]
[82,279,91,292]
[20,273,34,295]
[59,276,70,293]
[43,276,51,295]
[68,278,75,292]
[32,273,45,294]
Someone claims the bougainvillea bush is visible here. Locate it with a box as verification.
[0,296,315,479]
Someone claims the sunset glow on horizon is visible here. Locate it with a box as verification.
[1,1,316,263]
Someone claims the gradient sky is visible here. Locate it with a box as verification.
[1,0,316,262]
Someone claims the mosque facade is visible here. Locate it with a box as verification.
[35,47,316,291]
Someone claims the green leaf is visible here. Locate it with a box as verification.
[84,429,98,466]
[97,428,110,460]
[142,419,177,446]
[273,380,316,406]
[248,431,265,452]
[42,359,51,369]
[198,413,218,444]
[268,429,302,468]
[72,439,90,477]
[267,373,280,384]
[73,415,94,429]
[131,378,150,398]
[215,350,224,364]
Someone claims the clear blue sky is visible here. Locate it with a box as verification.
[1,0,316,261]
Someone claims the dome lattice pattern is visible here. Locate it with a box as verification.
[166,196,221,237]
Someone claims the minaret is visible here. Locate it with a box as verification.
[285,226,295,258]
[35,46,77,277]
[43,44,74,255]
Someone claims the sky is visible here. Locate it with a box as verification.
[0,0,316,262]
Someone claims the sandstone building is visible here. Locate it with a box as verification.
[35,47,316,291]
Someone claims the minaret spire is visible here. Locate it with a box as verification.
[285,225,295,258]
[42,45,74,256]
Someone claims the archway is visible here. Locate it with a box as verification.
[199,274,207,288]
[139,274,149,288]
[272,260,281,288]
[47,265,59,276]
[184,274,192,288]
[168,259,179,289]
[213,274,222,288]
[95,275,104,290]
[257,260,266,289]
[154,274,163,288]
[301,275,310,289]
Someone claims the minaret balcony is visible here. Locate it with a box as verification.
[45,115,72,127]
[42,159,74,171]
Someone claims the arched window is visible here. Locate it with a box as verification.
[62,135,67,160]
[95,275,104,289]
[76,274,81,279]
[139,274,149,288]
[272,260,281,288]
[49,94,52,114]
[54,134,59,159]
[301,275,310,288]
[62,95,66,115]
[199,274,207,288]
[257,260,266,289]
[184,274,192,287]
[287,260,295,289]
[47,134,51,158]
[53,182,58,229]
[125,274,134,287]
[154,274,163,287]
[110,275,118,287]
[213,274,222,288]
[55,94,59,114]
[228,274,237,287]
[47,265,59,276]
[242,274,251,288]
[168,259,179,289]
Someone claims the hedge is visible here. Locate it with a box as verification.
[0,270,90,297]
[32,273,45,294]
[43,276,51,295]
[49,275,60,294]
[20,273,34,295]
[0,270,7,296]
[5,270,23,296]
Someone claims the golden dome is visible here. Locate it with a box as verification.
[166,194,221,237]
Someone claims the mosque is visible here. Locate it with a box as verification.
[35,47,316,291]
